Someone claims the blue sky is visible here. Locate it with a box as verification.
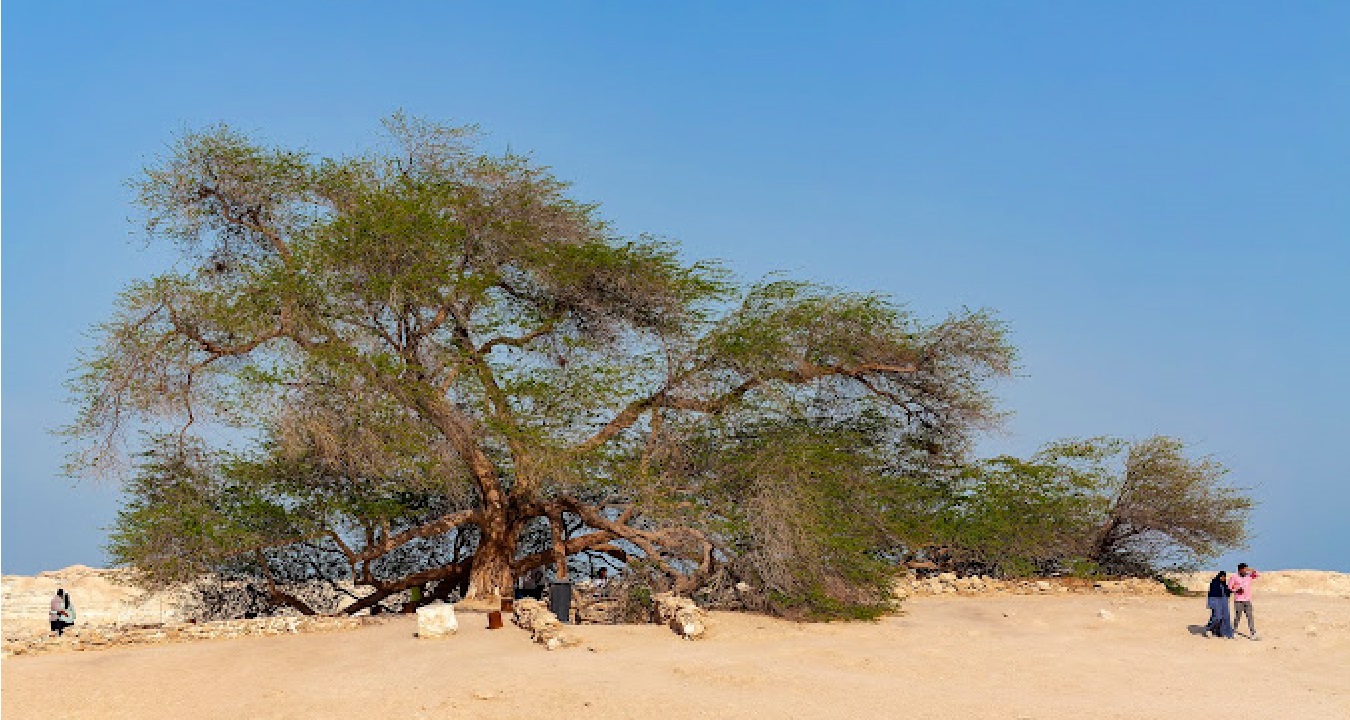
[4,2,1347,574]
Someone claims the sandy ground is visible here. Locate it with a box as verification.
[4,587,1348,720]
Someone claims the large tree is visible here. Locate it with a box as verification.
[69,116,1013,615]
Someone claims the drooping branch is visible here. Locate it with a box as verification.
[166,302,285,359]
[513,527,623,574]
[555,498,691,581]
[341,561,470,616]
[574,358,926,456]
[254,550,317,616]
[573,377,762,455]
[357,508,482,561]
[477,317,561,354]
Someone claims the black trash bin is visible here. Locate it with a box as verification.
[549,580,573,624]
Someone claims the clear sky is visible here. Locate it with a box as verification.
[4,2,1347,574]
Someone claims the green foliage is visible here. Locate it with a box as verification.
[70,114,1021,618]
[1158,575,1197,597]
[1089,436,1253,574]
[940,453,1100,575]
[108,438,281,586]
[613,578,657,624]
[681,416,914,619]
[1065,558,1104,579]
[898,436,1253,578]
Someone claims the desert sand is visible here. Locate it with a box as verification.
[4,571,1348,720]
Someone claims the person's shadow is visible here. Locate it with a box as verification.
[1186,624,1209,636]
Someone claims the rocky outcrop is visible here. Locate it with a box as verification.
[2,566,187,630]
[511,598,578,650]
[653,593,707,639]
[894,572,1168,597]
[1172,570,1350,597]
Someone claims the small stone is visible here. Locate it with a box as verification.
[1035,581,1052,592]
[1098,609,1115,621]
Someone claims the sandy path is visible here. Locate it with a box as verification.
[4,592,1348,719]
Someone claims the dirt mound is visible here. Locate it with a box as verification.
[2,566,184,637]
[1173,570,1350,596]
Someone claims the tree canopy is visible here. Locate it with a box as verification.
[69,116,1015,617]
[912,436,1253,577]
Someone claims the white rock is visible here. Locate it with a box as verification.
[416,602,458,638]
[1035,581,1052,592]
[653,593,709,639]
[1098,609,1115,621]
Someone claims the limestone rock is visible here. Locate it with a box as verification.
[653,593,708,639]
[416,602,458,638]
[512,598,577,649]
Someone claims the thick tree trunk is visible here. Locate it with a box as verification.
[548,510,569,580]
[464,512,517,600]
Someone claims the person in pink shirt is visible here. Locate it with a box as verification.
[1227,563,1260,640]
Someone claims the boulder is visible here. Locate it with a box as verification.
[512,598,577,649]
[416,602,458,638]
[653,593,708,639]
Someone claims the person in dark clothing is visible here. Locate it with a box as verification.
[515,566,546,600]
[49,588,76,636]
[1203,571,1234,639]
